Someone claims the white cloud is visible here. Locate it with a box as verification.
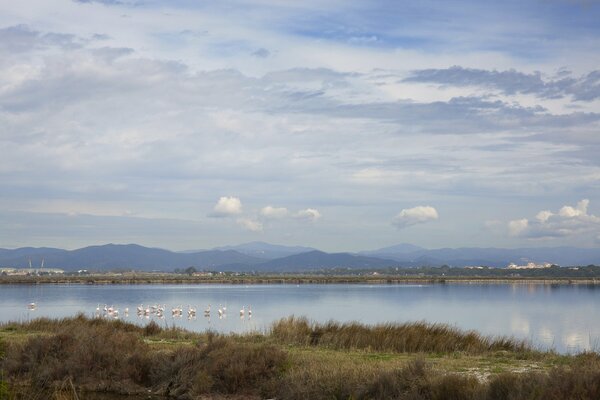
[210,196,242,217]
[508,218,529,236]
[295,208,322,222]
[260,205,289,219]
[508,199,600,239]
[237,217,263,232]
[392,206,439,229]
[558,199,588,218]
[535,210,553,223]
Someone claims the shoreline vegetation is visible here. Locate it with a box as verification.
[1,315,600,399]
[1,272,600,286]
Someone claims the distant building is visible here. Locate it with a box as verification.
[0,267,64,276]
[0,268,16,275]
[506,262,553,270]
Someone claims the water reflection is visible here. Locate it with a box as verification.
[1,283,599,353]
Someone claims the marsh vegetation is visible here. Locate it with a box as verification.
[1,315,599,399]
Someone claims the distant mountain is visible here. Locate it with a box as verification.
[362,245,600,267]
[0,247,67,259]
[1,242,599,272]
[250,250,399,272]
[360,243,425,258]
[0,244,263,271]
[213,241,316,259]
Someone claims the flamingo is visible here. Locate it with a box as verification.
[204,304,211,316]
[239,306,245,317]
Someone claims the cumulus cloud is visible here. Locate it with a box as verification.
[209,196,242,217]
[260,205,289,219]
[392,206,439,229]
[508,199,600,238]
[295,208,322,222]
[236,217,263,232]
[508,218,529,237]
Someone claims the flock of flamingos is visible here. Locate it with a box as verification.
[27,302,253,321]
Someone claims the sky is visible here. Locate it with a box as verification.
[1,0,600,251]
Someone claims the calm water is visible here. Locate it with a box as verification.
[2,283,599,353]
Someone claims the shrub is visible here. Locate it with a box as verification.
[2,317,151,389]
[150,337,286,398]
[143,320,162,336]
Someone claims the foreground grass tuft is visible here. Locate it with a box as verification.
[271,316,530,354]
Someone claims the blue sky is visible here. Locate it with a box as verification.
[0,0,599,251]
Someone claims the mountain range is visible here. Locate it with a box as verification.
[1,241,599,272]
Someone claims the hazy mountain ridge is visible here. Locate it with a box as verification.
[0,244,263,271]
[249,250,399,272]
[1,242,599,271]
[213,241,316,259]
[362,246,600,268]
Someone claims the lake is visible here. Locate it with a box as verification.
[2,282,599,353]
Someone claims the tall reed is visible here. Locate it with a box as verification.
[270,316,529,354]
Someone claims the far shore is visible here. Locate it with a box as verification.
[1,273,600,285]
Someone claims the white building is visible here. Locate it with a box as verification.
[506,262,553,270]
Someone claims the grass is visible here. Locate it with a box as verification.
[1,315,600,399]
[271,316,530,354]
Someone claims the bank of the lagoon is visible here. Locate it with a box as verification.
[1,315,600,400]
[2,282,599,354]
[2,264,600,285]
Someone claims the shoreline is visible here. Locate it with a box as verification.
[1,274,600,285]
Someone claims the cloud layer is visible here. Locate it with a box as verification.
[405,66,600,102]
[0,0,599,250]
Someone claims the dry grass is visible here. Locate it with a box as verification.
[271,316,530,354]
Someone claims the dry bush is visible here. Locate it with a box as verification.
[2,317,151,389]
[151,335,286,398]
[143,320,162,336]
[430,374,481,400]
[276,356,370,399]
[359,358,433,400]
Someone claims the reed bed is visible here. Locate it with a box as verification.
[270,316,530,354]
